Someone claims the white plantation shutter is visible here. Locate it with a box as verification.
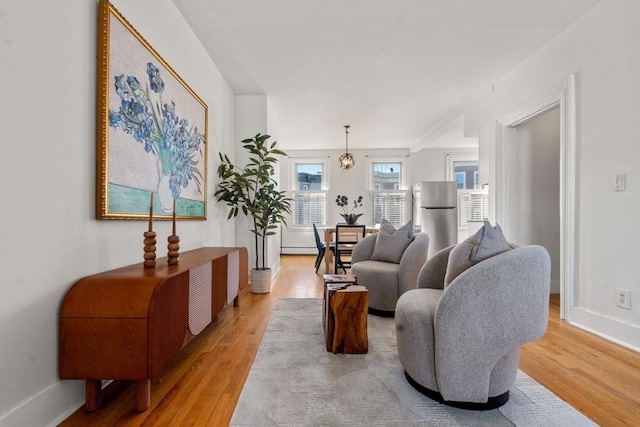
[291,191,326,227]
[457,189,489,228]
[458,192,470,228]
[368,190,409,226]
[471,191,488,221]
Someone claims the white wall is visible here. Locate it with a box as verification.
[410,114,479,184]
[0,0,235,425]
[512,108,561,293]
[266,99,283,272]
[409,148,450,183]
[464,1,640,349]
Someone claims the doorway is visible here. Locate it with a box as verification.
[494,75,576,320]
[510,108,561,294]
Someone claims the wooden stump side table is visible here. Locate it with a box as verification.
[325,285,369,354]
[322,274,358,335]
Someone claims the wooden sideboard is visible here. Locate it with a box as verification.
[59,247,248,412]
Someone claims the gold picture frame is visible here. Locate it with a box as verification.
[96,0,208,220]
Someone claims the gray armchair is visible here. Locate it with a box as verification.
[351,232,429,316]
[395,244,550,409]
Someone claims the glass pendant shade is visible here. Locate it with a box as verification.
[339,125,355,170]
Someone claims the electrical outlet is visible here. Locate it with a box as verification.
[615,288,631,310]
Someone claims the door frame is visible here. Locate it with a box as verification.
[494,74,576,320]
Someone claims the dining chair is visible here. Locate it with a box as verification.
[334,224,366,274]
[312,224,327,273]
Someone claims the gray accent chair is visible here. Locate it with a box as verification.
[350,232,429,316]
[395,244,551,410]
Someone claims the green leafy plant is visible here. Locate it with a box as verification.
[215,134,293,270]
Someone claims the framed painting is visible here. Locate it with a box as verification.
[96,0,207,220]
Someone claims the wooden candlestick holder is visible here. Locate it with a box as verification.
[167,235,180,265]
[143,231,157,268]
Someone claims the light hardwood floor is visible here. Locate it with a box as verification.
[61,255,639,426]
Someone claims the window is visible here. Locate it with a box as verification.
[372,162,401,190]
[452,161,478,190]
[296,164,323,190]
[455,171,465,189]
[446,153,488,229]
[367,158,410,226]
[289,159,328,227]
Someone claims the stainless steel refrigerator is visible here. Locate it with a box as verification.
[413,181,458,257]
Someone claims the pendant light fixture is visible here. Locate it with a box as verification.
[339,125,355,170]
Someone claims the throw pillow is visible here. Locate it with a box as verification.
[379,219,397,235]
[378,219,414,237]
[371,220,414,264]
[443,220,512,287]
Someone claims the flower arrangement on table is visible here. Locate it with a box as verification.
[108,62,205,213]
[335,195,364,224]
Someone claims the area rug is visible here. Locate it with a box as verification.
[230,298,596,426]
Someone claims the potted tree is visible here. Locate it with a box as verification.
[215,133,293,293]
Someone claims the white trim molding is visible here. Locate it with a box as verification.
[494,74,577,321]
[571,307,640,352]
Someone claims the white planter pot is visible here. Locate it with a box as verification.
[250,269,272,294]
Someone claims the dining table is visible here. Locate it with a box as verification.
[323,225,378,274]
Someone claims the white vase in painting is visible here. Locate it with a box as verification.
[157,173,174,213]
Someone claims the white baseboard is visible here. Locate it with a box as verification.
[550,279,561,294]
[281,247,316,255]
[0,379,84,427]
[271,259,281,277]
[570,306,640,351]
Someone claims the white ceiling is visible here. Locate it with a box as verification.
[172,0,596,151]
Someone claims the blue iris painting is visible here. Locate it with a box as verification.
[109,62,205,204]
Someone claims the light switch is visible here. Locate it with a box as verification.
[614,173,626,192]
